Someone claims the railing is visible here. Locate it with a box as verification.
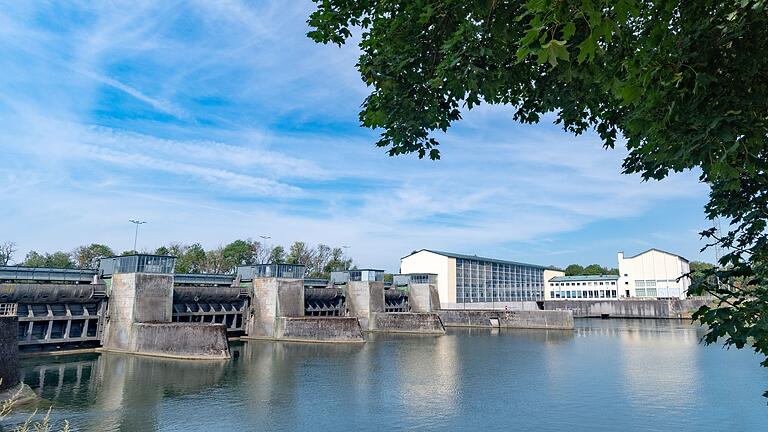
[0,302,18,316]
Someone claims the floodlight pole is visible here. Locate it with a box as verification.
[129,219,147,251]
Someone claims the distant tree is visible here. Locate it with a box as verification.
[323,247,353,275]
[23,251,74,268]
[0,241,16,265]
[120,250,138,256]
[268,245,286,264]
[606,268,620,275]
[690,261,715,275]
[204,246,225,274]
[583,264,606,275]
[221,240,255,272]
[286,241,314,266]
[383,273,394,283]
[564,264,584,276]
[73,243,114,269]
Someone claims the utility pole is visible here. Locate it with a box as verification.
[129,219,146,252]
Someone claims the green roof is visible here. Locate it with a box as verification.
[403,249,555,270]
[549,275,620,282]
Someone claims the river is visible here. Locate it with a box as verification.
[4,319,768,431]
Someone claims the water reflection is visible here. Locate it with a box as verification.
[6,320,768,432]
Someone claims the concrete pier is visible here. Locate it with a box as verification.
[0,314,19,390]
[101,260,230,359]
[437,309,574,329]
[241,265,364,343]
[370,312,445,334]
[407,280,441,313]
[345,280,385,331]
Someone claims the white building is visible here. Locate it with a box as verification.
[545,275,620,300]
[400,249,561,309]
[617,249,690,299]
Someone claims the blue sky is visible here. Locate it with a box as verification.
[0,1,715,271]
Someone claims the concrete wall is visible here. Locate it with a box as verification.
[0,316,19,391]
[131,323,230,359]
[437,309,574,329]
[544,298,711,319]
[103,273,230,359]
[370,312,445,334]
[439,301,540,311]
[246,278,304,339]
[345,281,384,330]
[104,273,173,352]
[408,282,440,312]
[277,317,364,343]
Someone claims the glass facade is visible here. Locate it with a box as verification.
[455,258,544,303]
[100,255,176,275]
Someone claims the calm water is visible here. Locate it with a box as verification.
[5,319,768,431]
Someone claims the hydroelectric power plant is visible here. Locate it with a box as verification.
[0,254,573,366]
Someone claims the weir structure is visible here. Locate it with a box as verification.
[332,270,445,334]
[99,255,230,359]
[237,264,364,343]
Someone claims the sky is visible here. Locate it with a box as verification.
[0,1,716,272]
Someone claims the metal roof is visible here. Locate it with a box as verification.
[0,266,97,283]
[549,275,620,282]
[402,249,551,270]
[622,248,689,262]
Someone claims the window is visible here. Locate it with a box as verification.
[599,290,605,298]
[611,290,617,298]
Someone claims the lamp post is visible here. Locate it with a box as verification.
[128,219,146,251]
[259,235,271,240]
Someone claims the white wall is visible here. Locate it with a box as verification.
[618,250,690,299]
[543,269,565,300]
[400,251,455,303]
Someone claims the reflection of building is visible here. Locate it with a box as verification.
[545,275,620,300]
[400,249,559,309]
[618,249,690,299]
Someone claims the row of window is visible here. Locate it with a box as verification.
[551,290,618,299]
[455,258,544,302]
[635,279,679,287]
[551,281,616,287]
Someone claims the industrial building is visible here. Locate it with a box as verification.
[400,249,562,309]
[545,248,691,301]
[617,249,690,299]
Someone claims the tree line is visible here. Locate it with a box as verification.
[0,239,354,278]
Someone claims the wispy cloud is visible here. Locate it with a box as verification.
[0,1,712,270]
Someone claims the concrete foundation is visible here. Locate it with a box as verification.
[276,317,364,343]
[345,281,385,331]
[543,298,713,319]
[408,282,441,313]
[437,309,574,329]
[370,312,445,334]
[0,316,19,391]
[102,273,230,359]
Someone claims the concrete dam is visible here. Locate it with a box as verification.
[0,255,573,372]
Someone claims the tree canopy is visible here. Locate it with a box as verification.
[308,0,768,394]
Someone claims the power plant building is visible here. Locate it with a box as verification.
[400,249,561,309]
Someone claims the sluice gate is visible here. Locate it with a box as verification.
[0,267,106,352]
[384,288,410,312]
[172,274,247,334]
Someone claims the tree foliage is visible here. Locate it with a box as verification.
[308,0,768,393]
[72,244,114,269]
[0,241,16,266]
[23,251,74,268]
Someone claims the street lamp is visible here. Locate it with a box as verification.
[128,219,146,251]
[259,235,271,240]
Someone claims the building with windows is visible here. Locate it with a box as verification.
[545,248,691,301]
[400,249,562,309]
[618,249,690,299]
[545,275,620,300]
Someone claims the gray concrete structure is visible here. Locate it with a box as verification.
[437,309,574,329]
[0,315,19,391]
[543,298,712,319]
[102,272,230,359]
[345,280,385,331]
[246,277,304,339]
[278,317,364,342]
[407,281,441,313]
[370,312,445,334]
